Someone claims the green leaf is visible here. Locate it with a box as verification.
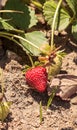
[0,17,14,30]
[47,87,56,109]
[0,17,23,33]
[0,102,12,122]
[66,0,77,16]
[20,31,48,56]
[72,21,77,40]
[43,0,71,31]
[4,0,37,30]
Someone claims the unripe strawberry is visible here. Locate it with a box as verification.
[25,66,48,92]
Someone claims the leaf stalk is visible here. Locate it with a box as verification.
[51,0,62,48]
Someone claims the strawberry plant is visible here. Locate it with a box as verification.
[0,0,65,94]
[0,0,68,122]
[0,0,71,124]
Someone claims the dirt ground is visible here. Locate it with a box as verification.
[0,45,77,130]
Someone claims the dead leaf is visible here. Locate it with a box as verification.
[47,74,77,101]
[0,101,12,121]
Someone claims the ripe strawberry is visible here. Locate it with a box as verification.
[25,66,48,92]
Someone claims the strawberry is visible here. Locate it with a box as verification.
[25,66,48,92]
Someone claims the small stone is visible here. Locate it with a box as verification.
[11,92,16,97]
[47,109,51,114]
[20,119,26,124]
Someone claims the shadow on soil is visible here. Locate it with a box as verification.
[26,88,71,110]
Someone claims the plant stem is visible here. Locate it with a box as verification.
[0,33,35,66]
[0,32,42,53]
[39,101,43,124]
[0,10,23,13]
[0,33,26,50]
[0,68,4,94]
[31,0,43,10]
[51,0,62,48]
[27,53,34,67]
[47,86,57,110]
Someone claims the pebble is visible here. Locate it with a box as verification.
[46,109,52,114]
[11,92,16,97]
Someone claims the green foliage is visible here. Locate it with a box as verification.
[22,0,31,4]
[0,17,15,30]
[43,0,77,41]
[66,0,77,16]
[0,0,49,58]
[72,21,77,40]
[37,0,46,5]
[0,0,70,123]
[20,31,48,56]
[0,31,48,57]
[43,0,71,31]
[22,0,48,10]
[47,87,56,109]
[4,0,37,30]
[66,0,77,40]
[0,17,24,33]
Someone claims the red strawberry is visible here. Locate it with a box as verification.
[25,66,48,92]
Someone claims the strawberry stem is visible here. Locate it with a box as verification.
[51,0,62,48]
[0,32,43,53]
[39,101,43,124]
[0,10,23,13]
[27,53,34,67]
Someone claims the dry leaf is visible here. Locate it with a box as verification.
[0,101,12,121]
